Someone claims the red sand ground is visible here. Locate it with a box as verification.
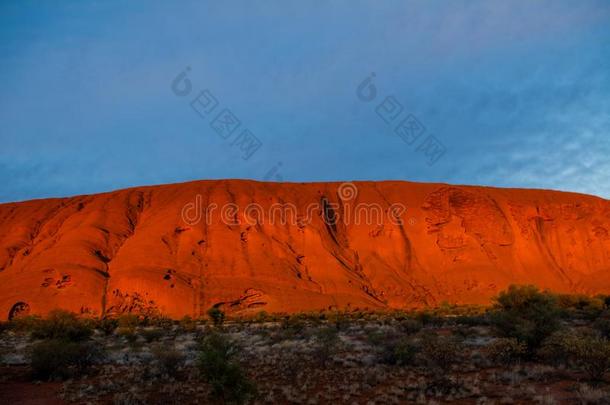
[1,180,609,320]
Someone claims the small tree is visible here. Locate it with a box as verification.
[486,338,527,365]
[198,333,256,404]
[179,315,197,332]
[152,344,185,377]
[420,334,463,374]
[572,336,610,381]
[207,306,225,327]
[30,340,104,380]
[313,327,340,367]
[31,310,93,341]
[538,330,578,366]
[490,285,561,353]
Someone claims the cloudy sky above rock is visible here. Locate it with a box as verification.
[1,0,609,202]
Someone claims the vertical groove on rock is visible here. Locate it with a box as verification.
[100,190,146,317]
[373,184,419,273]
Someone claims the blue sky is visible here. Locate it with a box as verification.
[1,0,609,202]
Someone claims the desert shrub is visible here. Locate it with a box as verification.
[116,326,138,344]
[454,314,489,327]
[538,330,579,366]
[390,310,410,321]
[253,311,269,323]
[117,313,141,329]
[30,339,104,380]
[197,333,256,404]
[326,310,350,331]
[8,315,42,333]
[576,383,609,404]
[454,324,480,339]
[594,313,610,338]
[415,311,442,326]
[435,300,459,316]
[398,318,423,334]
[207,306,225,327]
[556,294,590,310]
[489,285,561,352]
[97,318,118,335]
[113,390,147,405]
[31,310,92,342]
[179,315,197,332]
[365,329,386,346]
[141,328,164,342]
[152,344,185,377]
[147,315,174,329]
[378,336,419,366]
[366,328,419,365]
[572,336,610,381]
[312,327,340,367]
[486,338,526,365]
[539,331,610,381]
[276,314,309,341]
[556,294,605,320]
[420,333,463,374]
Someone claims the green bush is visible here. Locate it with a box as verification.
[31,310,92,342]
[207,307,225,327]
[572,336,610,381]
[30,339,104,380]
[486,338,526,365]
[594,313,610,338]
[253,311,269,323]
[152,344,185,377]
[557,294,605,320]
[489,285,561,352]
[147,315,174,329]
[116,326,138,344]
[420,333,463,374]
[454,314,489,327]
[313,327,340,367]
[281,314,307,334]
[117,313,141,329]
[97,318,119,336]
[398,318,423,334]
[537,330,578,366]
[327,311,350,331]
[141,328,164,342]
[8,315,42,333]
[378,337,418,366]
[179,315,197,332]
[539,331,610,381]
[197,333,256,404]
[415,311,443,326]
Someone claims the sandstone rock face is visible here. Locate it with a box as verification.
[1,180,609,319]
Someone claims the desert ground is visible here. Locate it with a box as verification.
[2,286,610,404]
